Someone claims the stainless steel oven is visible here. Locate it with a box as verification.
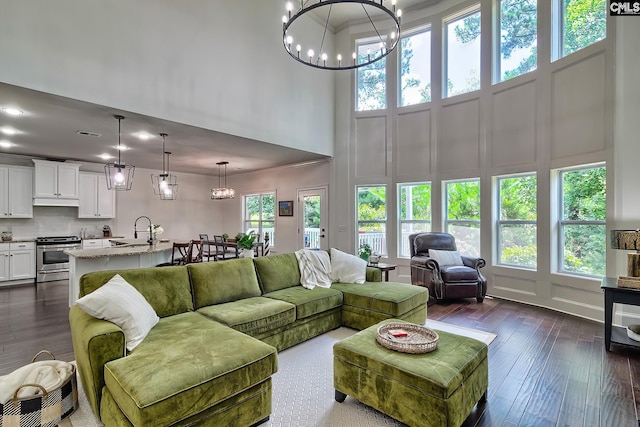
[36,236,81,282]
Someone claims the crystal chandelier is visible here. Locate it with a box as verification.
[211,161,235,200]
[104,115,135,191]
[282,0,402,71]
[151,133,178,200]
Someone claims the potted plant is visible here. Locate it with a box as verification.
[358,243,372,262]
[237,231,257,258]
[222,233,229,241]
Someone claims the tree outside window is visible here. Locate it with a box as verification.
[398,183,431,257]
[356,39,387,111]
[357,185,387,255]
[558,0,606,59]
[244,193,275,245]
[497,0,537,82]
[559,165,606,276]
[497,174,537,268]
[445,179,481,257]
[444,8,481,98]
[399,28,431,107]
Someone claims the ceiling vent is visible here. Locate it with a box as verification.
[76,130,101,137]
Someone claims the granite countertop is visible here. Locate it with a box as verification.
[0,238,35,243]
[65,239,174,259]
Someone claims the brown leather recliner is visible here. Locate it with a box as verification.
[409,232,487,304]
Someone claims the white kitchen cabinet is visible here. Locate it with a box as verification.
[32,159,80,206]
[82,239,105,249]
[0,245,9,281]
[78,172,115,218]
[0,242,35,282]
[0,165,33,218]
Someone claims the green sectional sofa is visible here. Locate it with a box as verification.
[69,253,428,427]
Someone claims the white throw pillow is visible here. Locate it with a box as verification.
[428,249,464,266]
[75,274,159,351]
[330,248,367,284]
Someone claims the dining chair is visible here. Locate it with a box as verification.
[189,240,203,263]
[199,234,216,262]
[156,241,192,266]
[213,235,238,260]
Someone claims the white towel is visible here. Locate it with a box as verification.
[295,249,332,289]
[0,360,74,404]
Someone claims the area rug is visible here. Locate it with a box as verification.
[63,322,496,427]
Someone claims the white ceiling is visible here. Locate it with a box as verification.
[0,83,329,177]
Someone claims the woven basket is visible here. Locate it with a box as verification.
[0,351,78,427]
[617,276,640,289]
[376,323,439,354]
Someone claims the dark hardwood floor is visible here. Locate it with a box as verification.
[1,282,638,426]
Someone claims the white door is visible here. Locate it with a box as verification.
[298,188,328,250]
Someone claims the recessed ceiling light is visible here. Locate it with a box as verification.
[114,145,129,151]
[0,140,14,148]
[1,107,24,116]
[98,153,114,160]
[133,131,153,141]
[0,127,18,135]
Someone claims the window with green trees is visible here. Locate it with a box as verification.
[399,27,431,107]
[357,185,387,255]
[559,165,606,276]
[497,0,537,82]
[398,183,431,257]
[497,174,537,268]
[444,7,481,98]
[357,39,387,111]
[445,179,481,257]
[555,0,606,59]
[243,192,275,245]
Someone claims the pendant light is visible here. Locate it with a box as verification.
[104,115,135,191]
[151,133,178,200]
[211,161,235,200]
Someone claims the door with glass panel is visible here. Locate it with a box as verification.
[298,188,327,250]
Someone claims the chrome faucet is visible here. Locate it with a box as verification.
[134,216,153,245]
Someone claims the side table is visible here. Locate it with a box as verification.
[369,263,397,282]
[601,277,640,351]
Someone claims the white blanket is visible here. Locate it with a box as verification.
[295,249,332,289]
[0,360,74,404]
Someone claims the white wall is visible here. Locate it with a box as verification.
[331,0,620,322]
[217,161,331,255]
[612,18,640,325]
[0,0,334,156]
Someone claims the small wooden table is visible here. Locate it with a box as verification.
[601,277,640,351]
[369,263,397,282]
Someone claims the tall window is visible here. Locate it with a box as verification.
[357,185,387,255]
[398,182,431,258]
[356,39,387,111]
[497,174,537,268]
[444,7,481,98]
[444,179,480,257]
[496,0,537,82]
[558,165,606,277]
[553,0,606,60]
[399,27,431,107]
[243,192,275,245]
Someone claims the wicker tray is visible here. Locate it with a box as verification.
[617,276,640,289]
[376,323,439,354]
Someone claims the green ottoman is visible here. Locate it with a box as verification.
[333,319,488,427]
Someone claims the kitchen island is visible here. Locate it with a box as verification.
[65,239,173,306]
